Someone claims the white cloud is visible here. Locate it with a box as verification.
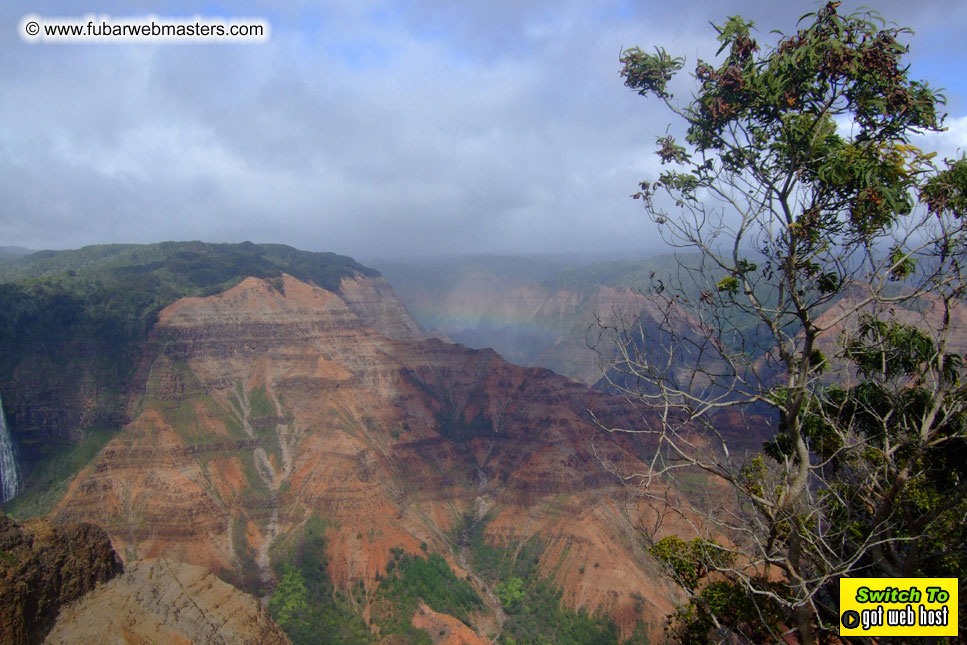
[1,0,964,258]
[915,115,967,160]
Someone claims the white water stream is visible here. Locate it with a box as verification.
[0,392,20,503]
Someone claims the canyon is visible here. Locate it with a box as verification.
[0,245,692,643]
[5,245,958,642]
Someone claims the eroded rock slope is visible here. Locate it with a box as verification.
[0,513,122,644]
[44,558,290,645]
[51,273,683,637]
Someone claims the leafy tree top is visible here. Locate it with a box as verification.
[621,2,958,250]
[607,4,967,644]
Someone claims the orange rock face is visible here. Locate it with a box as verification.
[411,602,488,645]
[53,273,683,638]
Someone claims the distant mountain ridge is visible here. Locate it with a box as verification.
[0,247,33,260]
[377,253,938,388]
[378,255,690,384]
[0,240,378,287]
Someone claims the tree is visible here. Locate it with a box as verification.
[601,3,967,642]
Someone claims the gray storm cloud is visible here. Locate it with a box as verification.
[2,0,964,259]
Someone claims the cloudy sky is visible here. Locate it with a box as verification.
[2,1,965,261]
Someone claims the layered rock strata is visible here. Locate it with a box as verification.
[52,273,683,637]
[44,558,290,645]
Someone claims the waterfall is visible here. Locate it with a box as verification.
[0,392,20,503]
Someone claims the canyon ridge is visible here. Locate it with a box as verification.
[0,243,698,644]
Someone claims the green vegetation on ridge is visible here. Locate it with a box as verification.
[268,514,374,644]
[0,241,377,287]
[459,516,627,645]
[0,242,377,498]
[0,241,376,370]
[371,547,482,643]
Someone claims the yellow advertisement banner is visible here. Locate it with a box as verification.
[839,577,959,637]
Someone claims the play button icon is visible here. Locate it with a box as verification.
[841,610,860,630]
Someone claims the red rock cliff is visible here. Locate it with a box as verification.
[52,273,684,637]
